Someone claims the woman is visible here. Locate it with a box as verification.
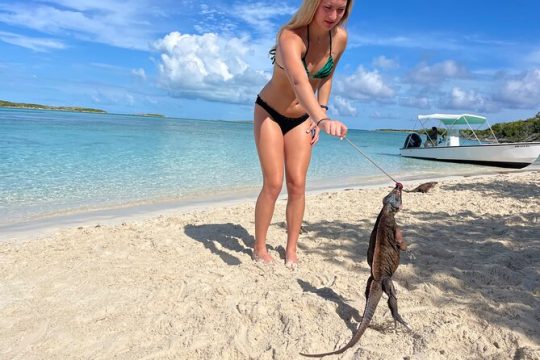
[253,0,354,266]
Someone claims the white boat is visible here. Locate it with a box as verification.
[400,113,540,168]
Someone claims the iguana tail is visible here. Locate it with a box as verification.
[300,281,383,358]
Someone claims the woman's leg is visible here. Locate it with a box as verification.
[253,104,284,262]
[283,120,313,264]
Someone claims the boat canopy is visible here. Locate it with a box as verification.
[418,113,486,125]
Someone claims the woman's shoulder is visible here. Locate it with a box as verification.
[279,27,305,43]
[332,26,348,53]
[334,26,348,43]
[278,27,307,54]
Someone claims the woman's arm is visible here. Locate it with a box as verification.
[317,77,332,111]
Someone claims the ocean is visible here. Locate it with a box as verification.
[0,108,521,230]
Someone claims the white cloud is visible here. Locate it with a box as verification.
[400,96,431,109]
[370,112,398,120]
[372,55,399,69]
[0,31,65,51]
[440,87,494,112]
[91,89,136,106]
[154,31,269,104]
[132,68,147,80]
[333,96,357,116]
[407,60,468,85]
[194,4,237,35]
[349,31,511,53]
[349,33,463,52]
[495,69,540,108]
[34,0,126,13]
[0,1,165,50]
[336,66,395,102]
[192,2,293,37]
[232,2,295,31]
[525,50,540,65]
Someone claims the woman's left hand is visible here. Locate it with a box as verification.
[319,119,348,139]
[307,120,321,145]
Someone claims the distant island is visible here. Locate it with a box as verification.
[376,129,411,132]
[0,99,106,113]
[137,113,165,118]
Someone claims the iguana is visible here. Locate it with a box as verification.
[300,183,411,357]
[404,181,438,193]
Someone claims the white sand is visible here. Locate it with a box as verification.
[1,171,539,359]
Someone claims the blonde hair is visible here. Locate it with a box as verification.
[271,0,354,52]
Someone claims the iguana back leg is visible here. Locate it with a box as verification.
[382,278,411,330]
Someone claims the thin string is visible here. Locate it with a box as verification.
[344,137,400,184]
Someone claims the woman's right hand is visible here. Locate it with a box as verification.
[319,119,348,139]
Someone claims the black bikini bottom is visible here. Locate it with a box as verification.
[255,95,309,135]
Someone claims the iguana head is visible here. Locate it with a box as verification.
[383,183,402,212]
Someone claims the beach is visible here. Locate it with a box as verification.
[1,170,539,359]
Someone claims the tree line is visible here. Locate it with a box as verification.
[0,99,105,113]
[462,112,540,142]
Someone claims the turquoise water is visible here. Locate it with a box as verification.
[0,108,503,227]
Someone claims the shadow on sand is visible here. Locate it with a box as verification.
[184,223,255,266]
[299,178,539,343]
[183,178,538,342]
[297,278,364,333]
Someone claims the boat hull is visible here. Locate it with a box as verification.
[400,142,540,169]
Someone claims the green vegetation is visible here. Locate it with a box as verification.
[140,113,165,118]
[377,129,411,132]
[0,99,106,113]
[462,112,540,142]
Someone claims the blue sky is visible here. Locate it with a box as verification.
[0,0,539,130]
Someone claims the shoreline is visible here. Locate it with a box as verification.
[2,164,538,243]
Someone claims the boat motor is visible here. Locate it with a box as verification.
[403,133,422,148]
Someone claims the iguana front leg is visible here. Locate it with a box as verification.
[395,226,407,251]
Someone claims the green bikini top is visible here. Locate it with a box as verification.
[270,27,334,79]
[302,27,334,79]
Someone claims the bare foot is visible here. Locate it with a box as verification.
[253,250,273,264]
[285,260,298,270]
[285,252,298,269]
